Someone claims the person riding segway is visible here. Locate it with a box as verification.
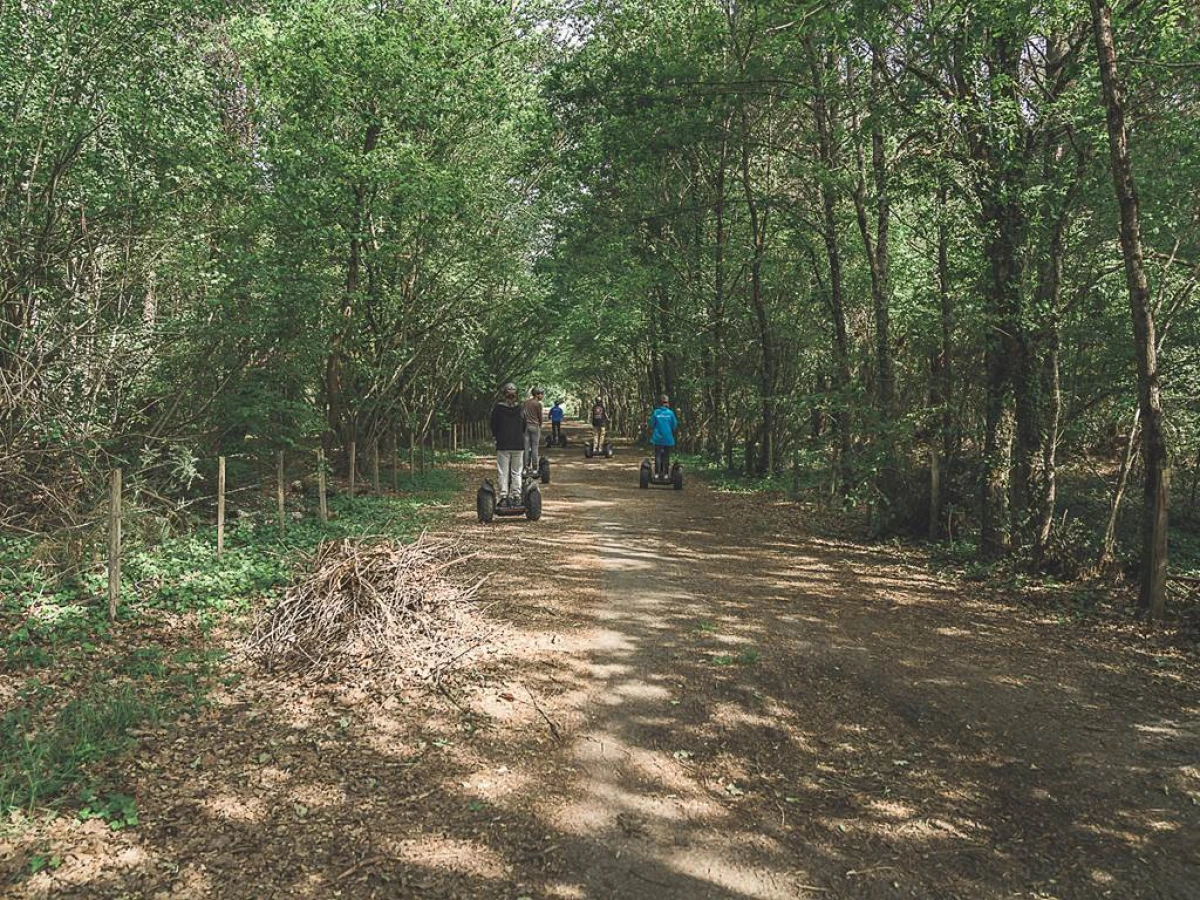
[548,399,566,447]
[478,382,542,522]
[586,396,613,459]
[522,387,550,483]
[640,394,682,490]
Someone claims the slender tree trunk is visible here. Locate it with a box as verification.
[705,124,731,456]
[852,47,896,527]
[1099,408,1140,570]
[735,79,775,475]
[853,48,895,414]
[929,182,954,538]
[809,41,853,495]
[1091,0,1169,618]
[1031,209,1066,554]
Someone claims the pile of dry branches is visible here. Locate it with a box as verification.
[248,534,486,679]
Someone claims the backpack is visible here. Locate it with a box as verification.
[592,402,606,423]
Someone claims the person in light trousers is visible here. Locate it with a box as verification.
[490,382,525,506]
[523,386,544,471]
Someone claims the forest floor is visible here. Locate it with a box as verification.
[4,427,1199,899]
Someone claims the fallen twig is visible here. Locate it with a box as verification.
[523,682,562,742]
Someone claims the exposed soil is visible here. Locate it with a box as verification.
[5,427,1199,899]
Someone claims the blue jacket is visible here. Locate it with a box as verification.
[550,404,564,423]
[649,406,678,447]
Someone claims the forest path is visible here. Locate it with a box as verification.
[15,428,1199,900]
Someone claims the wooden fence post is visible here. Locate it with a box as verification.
[390,429,399,492]
[348,440,357,497]
[453,423,459,452]
[217,456,226,557]
[277,450,286,535]
[317,448,328,523]
[108,468,122,622]
[372,439,381,496]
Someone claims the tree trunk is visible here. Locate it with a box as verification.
[852,47,896,527]
[1091,0,1169,618]
[736,75,774,476]
[979,192,1024,558]
[1099,408,1140,570]
[928,181,954,538]
[808,41,853,495]
[706,121,731,456]
[853,48,895,415]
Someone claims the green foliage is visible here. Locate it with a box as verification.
[0,683,165,813]
[541,0,1200,607]
[0,474,459,814]
[77,791,139,831]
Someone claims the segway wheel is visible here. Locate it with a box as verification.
[604,444,614,458]
[539,457,551,484]
[525,487,542,521]
[584,444,594,459]
[477,484,496,523]
[672,464,683,490]
[639,461,651,489]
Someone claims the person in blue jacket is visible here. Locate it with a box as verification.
[649,395,678,476]
[549,399,565,445]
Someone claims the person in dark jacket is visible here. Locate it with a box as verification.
[491,382,525,505]
[591,397,608,451]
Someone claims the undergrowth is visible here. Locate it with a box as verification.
[673,451,824,495]
[0,473,461,817]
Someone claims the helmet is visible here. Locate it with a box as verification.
[502,382,517,395]
[660,394,670,405]
[531,386,543,396]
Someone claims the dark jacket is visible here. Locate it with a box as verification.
[591,402,608,427]
[491,401,525,451]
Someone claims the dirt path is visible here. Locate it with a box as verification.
[10,429,1199,899]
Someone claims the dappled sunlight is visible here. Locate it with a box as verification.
[391,835,510,880]
[543,882,588,898]
[659,843,801,900]
[199,793,267,823]
[11,436,1195,900]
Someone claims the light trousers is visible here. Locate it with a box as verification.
[524,425,541,469]
[496,450,523,499]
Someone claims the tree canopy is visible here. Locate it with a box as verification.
[3,0,1199,615]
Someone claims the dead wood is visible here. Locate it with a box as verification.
[246,533,485,679]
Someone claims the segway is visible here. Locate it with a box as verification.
[544,430,568,449]
[526,446,551,484]
[584,438,614,459]
[640,451,682,490]
[477,471,543,523]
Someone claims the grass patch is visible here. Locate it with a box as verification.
[709,648,760,667]
[1,682,167,813]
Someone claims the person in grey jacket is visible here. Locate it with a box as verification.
[522,386,544,472]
